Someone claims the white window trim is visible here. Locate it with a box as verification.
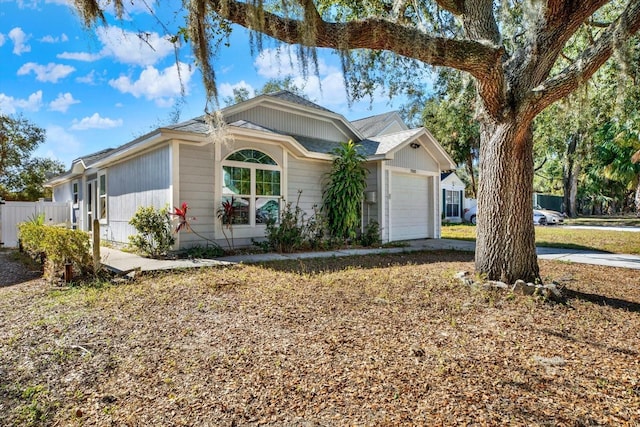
[445,189,461,218]
[221,154,281,228]
[98,170,108,224]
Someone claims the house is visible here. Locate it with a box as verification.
[440,171,466,223]
[47,91,455,249]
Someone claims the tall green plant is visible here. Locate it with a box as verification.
[322,141,368,241]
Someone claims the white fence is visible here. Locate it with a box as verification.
[0,200,71,248]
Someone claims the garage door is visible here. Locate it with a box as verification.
[391,173,430,241]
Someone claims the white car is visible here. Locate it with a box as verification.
[464,206,547,225]
[534,207,564,225]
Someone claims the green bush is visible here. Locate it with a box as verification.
[359,220,382,247]
[263,199,306,253]
[128,206,175,258]
[18,222,92,279]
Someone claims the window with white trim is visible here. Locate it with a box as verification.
[72,181,79,205]
[98,170,108,222]
[445,189,460,218]
[222,149,281,226]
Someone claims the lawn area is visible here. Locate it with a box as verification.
[442,224,640,255]
[1,251,639,425]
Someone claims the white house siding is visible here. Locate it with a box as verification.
[226,106,350,142]
[389,145,439,171]
[106,145,172,243]
[286,155,331,221]
[178,143,216,248]
[52,182,72,205]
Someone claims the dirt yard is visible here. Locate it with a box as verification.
[1,250,639,426]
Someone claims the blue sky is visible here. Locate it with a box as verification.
[0,0,408,168]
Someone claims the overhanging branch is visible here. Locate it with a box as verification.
[207,0,502,80]
[530,0,640,116]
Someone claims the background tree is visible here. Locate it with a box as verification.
[0,115,64,201]
[71,0,640,283]
[421,69,479,197]
[223,77,308,106]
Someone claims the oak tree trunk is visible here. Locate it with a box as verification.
[475,117,540,284]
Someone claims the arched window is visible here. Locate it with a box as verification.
[222,149,281,226]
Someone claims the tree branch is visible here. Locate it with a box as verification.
[530,0,640,116]
[209,0,502,80]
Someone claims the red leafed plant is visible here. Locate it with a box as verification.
[170,202,194,233]
[170,202,223,253]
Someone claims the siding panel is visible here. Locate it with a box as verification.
[287,156,331,219]
[227,106,349,141]
[179,144,216,248]
[106,145,172,243]
[389,145,438,171]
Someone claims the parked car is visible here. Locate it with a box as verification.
[534,206,564,225]
[463,206,548,225]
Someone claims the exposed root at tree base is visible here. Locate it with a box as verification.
[455,271,567,303]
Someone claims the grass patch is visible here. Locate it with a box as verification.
[442,224,640,255]
[1,252,639,425]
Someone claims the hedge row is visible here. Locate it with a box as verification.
[18,222,93,280]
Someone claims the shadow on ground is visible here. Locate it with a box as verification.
[564,288,640,314]
[256,250,475,275]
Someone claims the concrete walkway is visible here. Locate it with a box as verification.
[100,239,640,274]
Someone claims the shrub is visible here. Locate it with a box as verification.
[18,222,92,280]
[263,198,306,253]
[359,220,382,247]
[128,206,175,258]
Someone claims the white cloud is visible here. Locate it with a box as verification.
[40,33,68,43]
[75,70,103,85]
[0,33,5,47]
[252,47,351,107]
[8,27,31,55]
[49,92,80,112]
[109,62,193,106]
[58,26,175,66]
[96,26,174,66]
[57,51,104,61]
[0,91,43,114]
[255,46,334,79]
[71,113,123,130]
[17,62,75,83]
[219,81,255,100]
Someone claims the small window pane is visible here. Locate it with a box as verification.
[222,196,250,225]
[256,169,280,196]
[223,166,251,195]
[99,175,106,196]
[256,198,280,224]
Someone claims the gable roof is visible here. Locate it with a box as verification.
[47,91,455,185]
[267,90,333,113]
[351,111,408,138]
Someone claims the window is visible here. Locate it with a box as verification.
[445,190,460,218]
[222,149,280,226]
[72,181,79,204]
[98,171,107,222]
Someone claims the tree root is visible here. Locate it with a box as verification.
[455,271,566,303]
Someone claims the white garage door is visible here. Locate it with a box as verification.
[391,172,430,241]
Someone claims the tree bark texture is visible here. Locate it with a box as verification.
[475,118,539,284]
